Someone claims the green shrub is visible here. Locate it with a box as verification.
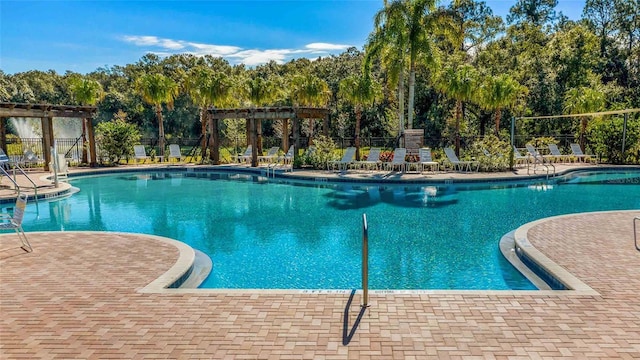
[307,135,336,170]
[470,135,510,172]
[95,111,141,163]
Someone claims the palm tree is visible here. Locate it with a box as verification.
[564,86,606,151]
[135,73,179,160]
[290,73,331,145]
[480,74,526,136]
[338,73,383,161]
[184,66,233,163]
[435,64,478,156]
[367,0,438,134]
[68,76,104,164]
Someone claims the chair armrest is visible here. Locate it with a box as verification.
[0,213,13,219]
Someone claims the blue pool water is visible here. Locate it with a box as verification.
[7,169,640,290]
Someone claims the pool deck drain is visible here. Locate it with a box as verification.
[1,164,639,358]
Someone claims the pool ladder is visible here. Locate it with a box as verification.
[634,217,640,252]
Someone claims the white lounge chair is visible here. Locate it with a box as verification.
[134,145,149,163]
[513,146,529,167]
[278,145,295,165]
[385,148,407,172]
[418,148,439,172]
[234,145,252,164]
[22,149,43,169]
[354,147,381,171]
[570,143,596,163]
[258,147,280,163]
[168,144,182,163]
[0,193,32,252]
[547,144,570,163]
[444,147,478,172]
[328,147,356,171]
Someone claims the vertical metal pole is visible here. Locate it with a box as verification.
[362,213,369,308]
[621,113,628,158]
[52,145,59,188]
[510,117,516,170]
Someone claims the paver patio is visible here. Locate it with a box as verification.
[1,164,639,358]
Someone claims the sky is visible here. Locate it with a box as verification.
[0,0,587,75]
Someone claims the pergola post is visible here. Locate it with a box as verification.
[41,116,54,171]
[256,119,263,155]
[87,117,97,167]
[292,114,300,166]
[0,117,6,154]
[323,113,329,137]
[282,118,289,152]
[81,118,88,163]
[250,117,258,167]
[211,115,220,165]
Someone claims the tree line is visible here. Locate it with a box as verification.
[1,0,638,163]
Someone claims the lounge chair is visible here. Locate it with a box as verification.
[384,148,407,172]
[22,149,43,169]
[134,145,149,163]
[525,144,549,164]
[570,143,596,163]
[0,193,33,252]
[513,146,529,167]
[168,144,182,163]
[547,144,570,163]
[418,148,439,173]
[328,147,356,171]
[443,147,479,172]
[233,145,252,164]
[278,145,295,165]
[354,147,381,171]
[258,147,280,163]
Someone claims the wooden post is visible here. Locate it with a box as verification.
[87,117,97,167]
[256,119,263,155]
[41,116,53,171]
[212,116,220,165]
[292,114,300,166]
[0,117,6,154]
[81,118,88,163]
[250,117,258,167]
[323,113,329,137]
[282,118,289,152]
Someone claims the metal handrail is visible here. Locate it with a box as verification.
[11,163,38,203]
[362,213,369,308]
[1,166,20,195]
[634,217,640,252]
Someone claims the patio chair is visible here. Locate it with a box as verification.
[443,147,479,172]
[0,193,33,252]
[525,144,549,165]
[328,147,356,171]
[513,146,529,167]
[233,145,252,164]
[547,144,570,163]
[278,145,295,165]
[168,144,182,163]
[258,147,280,163]
[570,143,596,163]
[22,149,43,169]
[134,145,149,163]
[384,148,407,172]
[354,147,381,171]
[418,148,439,173]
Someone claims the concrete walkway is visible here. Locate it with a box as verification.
[1,163,639,358]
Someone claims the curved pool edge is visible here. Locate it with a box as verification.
[510,210,640,296]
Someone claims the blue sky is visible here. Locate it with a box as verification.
[1,0,586,75]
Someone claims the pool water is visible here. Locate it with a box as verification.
[9,169,640,290]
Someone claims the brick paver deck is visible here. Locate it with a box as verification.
[2,210,639,359]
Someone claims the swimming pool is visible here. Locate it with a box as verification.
[10,169,640,290]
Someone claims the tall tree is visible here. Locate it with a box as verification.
[135,73,179,159]
[507,0,558,26]
[68,76,105,163]
[480,74,526,135]
[184,66,233,161]
[435,64,478,155]
[564,85,606,151]
[290,73,331,144]
[339,73,383,160]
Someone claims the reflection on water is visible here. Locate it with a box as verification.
[8,170,640,290]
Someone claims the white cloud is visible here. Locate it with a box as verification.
[121,35,354,66]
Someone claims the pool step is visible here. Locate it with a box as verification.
[179,249,212,289]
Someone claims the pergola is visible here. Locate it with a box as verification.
[0,102,98,170]
[208,106,330,167]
